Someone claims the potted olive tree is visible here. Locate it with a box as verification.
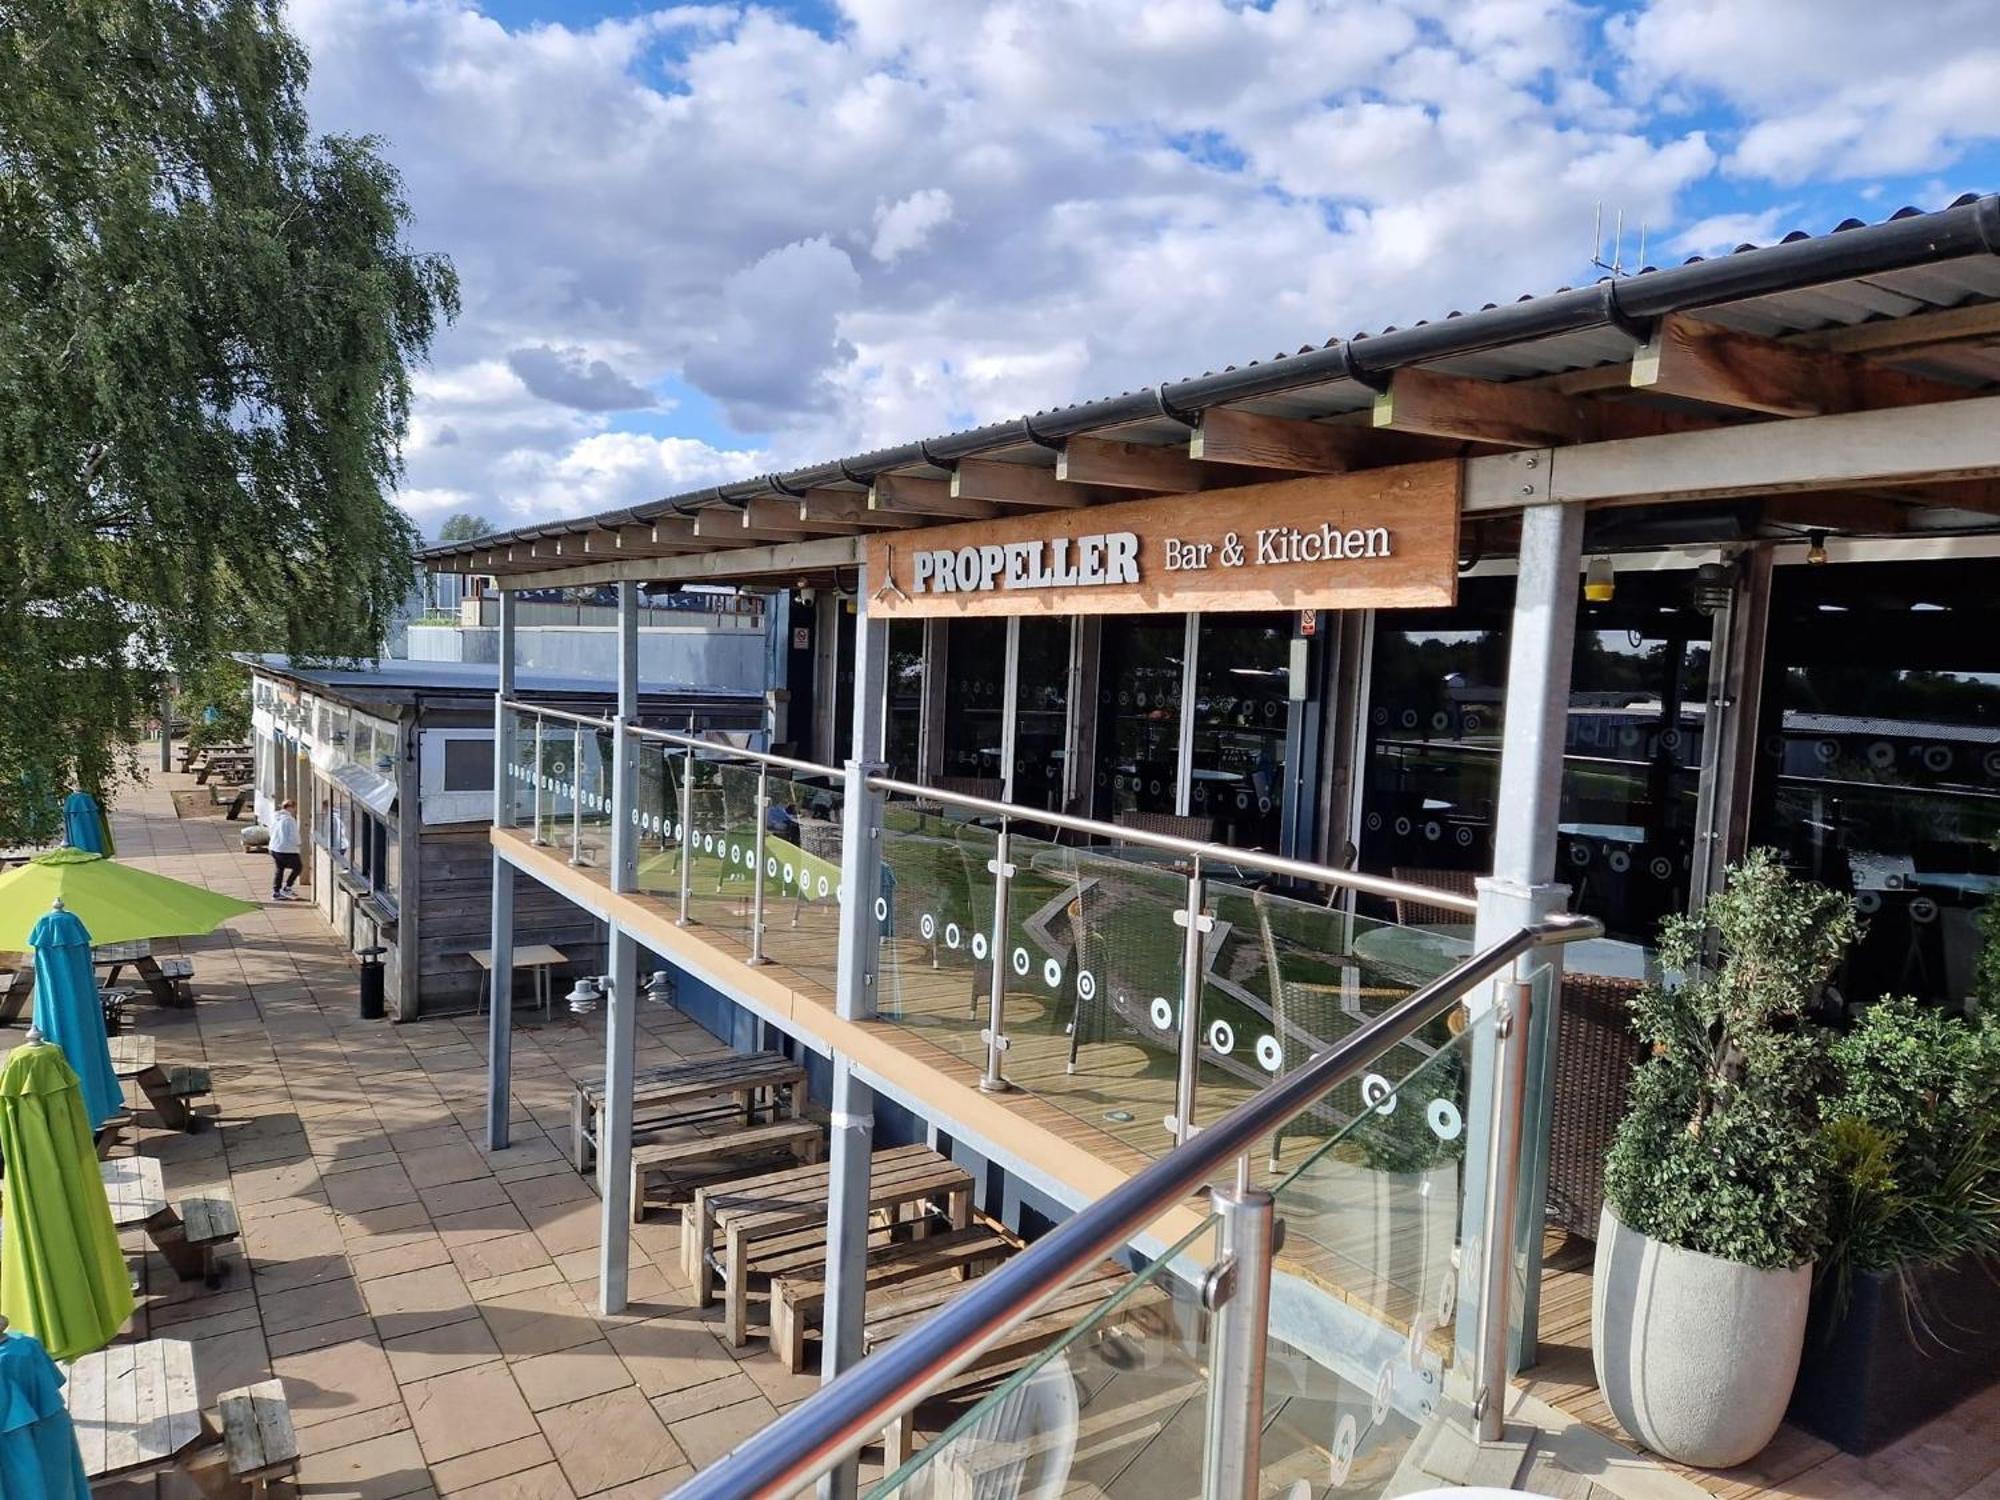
[1788,998,2000,1451]
[1592,850,1857,1468]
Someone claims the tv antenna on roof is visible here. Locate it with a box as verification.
[1592,202,1648,278]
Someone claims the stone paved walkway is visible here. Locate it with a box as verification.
[92,759,831,1500]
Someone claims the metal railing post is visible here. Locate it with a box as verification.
[569,725,584,864]
[979,818,1016,1093]
[749,765,771,963]
[677,744,696,925]
[530,713,546,845]
[1201,1177,1275,1500]
[1475,974,1534,1443]
[1172,861,1209,1142]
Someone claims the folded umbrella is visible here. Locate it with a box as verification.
[0,1040,134,1361]
[59,793,111,858]
[0,1325,91,1500]
[0,849,255,949]
[27,906,123,1133]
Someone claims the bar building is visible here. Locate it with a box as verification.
[421,197,2000,1488]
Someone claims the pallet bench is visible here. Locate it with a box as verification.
[65,1338,209,1487]
[216,1379,300,1497]
[771,1224,1016,1373]
[630,1117,824,1221]
[865,1264,1142,1469]
[103,1156,241,1287]
[109,1035,211,1131]
[572,1050,807,1175]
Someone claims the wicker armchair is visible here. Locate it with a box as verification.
[1114,809,1217,843]
[1388,867,1479,927]
[1546,970,1649,1239]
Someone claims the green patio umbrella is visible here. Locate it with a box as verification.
[0,1039,134,1361]
[0,849,256,950]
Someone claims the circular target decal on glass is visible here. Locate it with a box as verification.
[1371,707,1388,727]
[816,875,830,898]
[1042,957,1062,989]
[766,855,778,877]
[1149,996,1175,1032]
[1649,855,1674,881]
[1423,820,1441,842]
[1207,1019,1235,1055]
[1436,1268,1458,1325]
[1608,849,1631,874]
[1400,708,1419,729]
[1923,745,1953,773]
[782,863,795,885]
[1077,970,1097,1001]
[945,922,962,950]
[1406,1313,1434,1372]
[873,896,889,922]
[1329,1414,1358,1488]
[1856,890,1881,914]
[1360,1073,1397,1115]
[1372,1360,1396,1425]
[1569,843,1591,866]
[1366,812,1384,833]
[1394,816,1412,837]
[1256,1034,1283,1073]
[1867,741,1895,769]
[971,932,988,960]
[1426,1098,1464,1141]
[1011,947,1031,977]
[920,913,936,940]
[1911,896,1939,924]
[1455,826,1474,849]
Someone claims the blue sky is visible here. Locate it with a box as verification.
[282,0,2000,532]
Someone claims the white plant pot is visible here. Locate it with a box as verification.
[1591,1203,1811,1468]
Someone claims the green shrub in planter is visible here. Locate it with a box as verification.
[1592,850,1858,1467]
[1603,848,1857,1270]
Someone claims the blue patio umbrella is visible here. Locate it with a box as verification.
[27,906,123,1133]
[59,793,110,857]
[0,1328,90,1500]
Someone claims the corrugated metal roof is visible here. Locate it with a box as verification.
[424,193,2000,564]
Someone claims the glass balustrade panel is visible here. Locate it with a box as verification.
[754,772,847,995]
[681,760,758,945]
[874,797,1003,1078]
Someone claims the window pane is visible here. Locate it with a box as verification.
[942,619,1008,787]
[884,621,924,780]
[1751,560,2000,1009]
[1092,617,1185,824]
[1190,613,1291,849]
[441,737,495,792]
[1012,618,1070,812]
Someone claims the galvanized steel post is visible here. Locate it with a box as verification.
[1172,861,1208,1143]
[1201,1178,1275,1500]
[749,765,771,963]
[486,587,519,1152]
[1476,977,1534,1443]
[569,724,584,864]
[677,743,696,925]
[979,818,1015,1092]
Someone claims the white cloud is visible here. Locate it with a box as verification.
[279,0,2000,527]
[870,189,954,264]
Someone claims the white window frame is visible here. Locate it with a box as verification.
[418,728,497,826]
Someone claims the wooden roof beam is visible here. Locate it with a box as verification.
[1056,435,1226,491]
[691,507,797,543]
[1631,313,1977,417]
[649,516,752,550]
[797,488,922,530]
[1189,408,1373,472]
[742,496,861,536]
[1373,367,1594,448]
[869,472,999,520]
[950,458,1105,509]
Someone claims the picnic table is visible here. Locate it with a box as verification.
[94,941,194,1009]
[109,1033,210,1131]
[101,1155,240,1286]
[195,752,253,786]
[65,1338,207,1486]
[682,1142,975,1346]
[570,1050,808,1174]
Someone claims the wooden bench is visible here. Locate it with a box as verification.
[109,1035,209,1131]
[630,1117,824,1221]
[771,1224,1016,1373]
[865,1264,1141,1468]
[65,1338,210,1486]
[217,1379,300,1496]
[161,1194,241,1287]
[157,955,195,1003]
[572,1050,806,1175]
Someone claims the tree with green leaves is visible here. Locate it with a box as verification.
[435,512,498,544]
[0,0,457,844]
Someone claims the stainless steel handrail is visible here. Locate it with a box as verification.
[866,774,1480,914]
[501,698,613,730]
[666,911,1601,1500]
[627,722,842,780]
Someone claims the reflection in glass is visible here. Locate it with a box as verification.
[1190,613,1292,849]
[1093,617,1185,824]
[1751,561,2000,1009]
[1012,618,1071,811]
[942,619,1008,788]
[883,621,924,780]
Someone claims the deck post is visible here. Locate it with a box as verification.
[486,587,519,1152]
[820,573,888,1500]
[1463,498,1580,1373]
[599,582,642,1315]
[598,923,639,1314]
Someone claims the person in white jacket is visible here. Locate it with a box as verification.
[268,799,302,900]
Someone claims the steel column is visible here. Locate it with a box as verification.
[1201,1181,1276,1500]
[1476,978,1534,1442]
[1172,863,1209,1143]
[598,924,639,1315]
[999,616,1022,801]
[486,589,518,1152]
[611,580,639,894]
[1466,499,1582,1371]
[820,575,889,1500]
[1174,613,1199,817]
[979,820,1015,1092]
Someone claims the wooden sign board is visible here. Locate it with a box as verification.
[864,460,1460,618]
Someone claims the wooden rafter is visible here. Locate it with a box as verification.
[1056,435,1220,491]
[741,496,860,536]
[691,507,795,543]
[1630,313,1976,417]
[1374,367,1595,447]
[650,516,749,550]
[950,458,1103,508]
[1189,408,1371,472]
[869,473,999,519]
[796,488,921,530]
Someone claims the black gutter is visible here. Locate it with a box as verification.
[424,194,2000,562]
